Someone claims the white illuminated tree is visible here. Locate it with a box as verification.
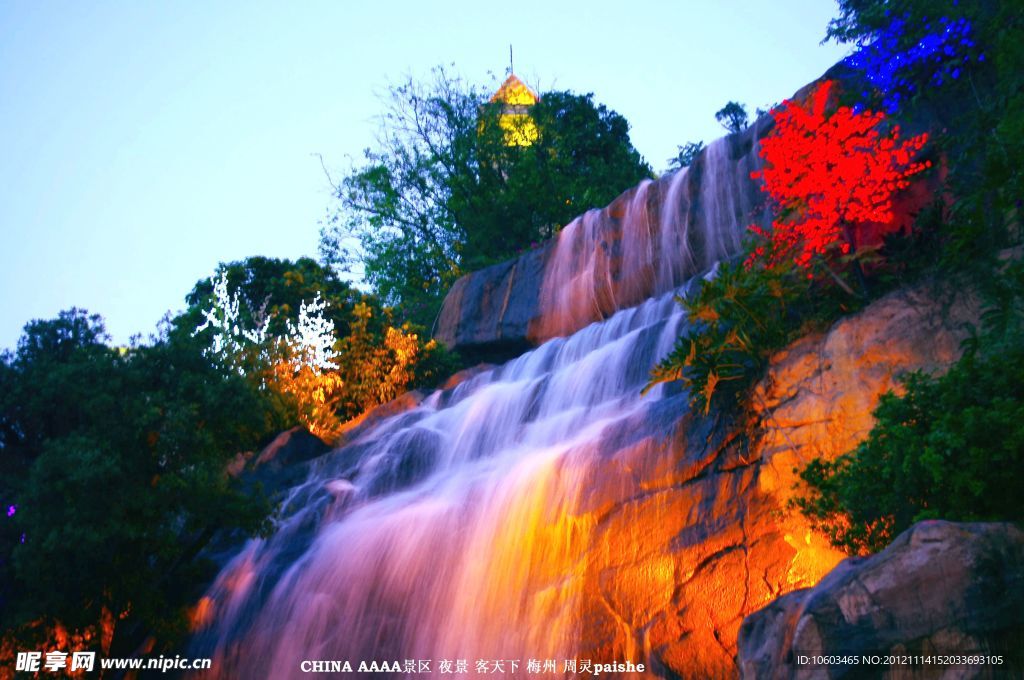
[281,294,340,375]
[193,270,271,376]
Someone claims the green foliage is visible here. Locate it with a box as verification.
[667,140,704,171]
[333,302,457,422]
[320,66,652,325]
[0,262,460,646]
[794,263,1024,554]
[715,101,749,134]
[647,236,861,416]
[0,310,275,646]
[648,258,800,415]
[650,2,1023,421]
[784,1,1024,556]
[184,256,458,434]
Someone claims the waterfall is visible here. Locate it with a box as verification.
[531,132,764,342]
[191,287,697,678]
[191,123,775,677]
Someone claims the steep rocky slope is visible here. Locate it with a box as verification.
[194,278,978,679]
[192,70,990,678]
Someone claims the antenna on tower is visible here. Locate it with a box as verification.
[509,44,514,75]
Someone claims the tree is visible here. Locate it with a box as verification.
[715,101,749,134]
[749,80,930,276]
[646,79,935,415]
[0,310,275,651]
[667,140,704,171]
[182,256,362,340]
[185,257,456,436]
[320,67,652,325]
[267,295,347,441]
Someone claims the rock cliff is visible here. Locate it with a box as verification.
[296,280,974,678]
[194,70,979,679]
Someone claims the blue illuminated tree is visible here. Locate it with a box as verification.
[844,14,980,112]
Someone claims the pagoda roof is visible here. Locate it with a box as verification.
[489,74,540,106]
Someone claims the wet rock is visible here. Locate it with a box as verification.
[254,427,331,470]
[236,427,332,500]
[433,247,548,362]
[737,521,1024,680]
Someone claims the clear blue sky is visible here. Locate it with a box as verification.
[0,1,849,351]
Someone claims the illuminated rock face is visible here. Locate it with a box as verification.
[192,72,964,678]
[752,283,977,515]
[737,521,1024,679]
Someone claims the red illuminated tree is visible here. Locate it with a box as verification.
[749,79,930,275]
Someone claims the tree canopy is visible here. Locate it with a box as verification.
[184,256,457,437]
[749,79,930,270]
[0,309,276,648]
[319,67,652,326]
[714,101,749,134]
[181,255,362,340]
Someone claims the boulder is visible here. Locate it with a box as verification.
[432,246,549,363]
[737,521,1024,679]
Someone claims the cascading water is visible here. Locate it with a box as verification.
[191,287,699,678]
[192,128,772,677]
[531,132,765,342]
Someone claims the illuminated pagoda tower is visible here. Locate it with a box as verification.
[489,72,539,147]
